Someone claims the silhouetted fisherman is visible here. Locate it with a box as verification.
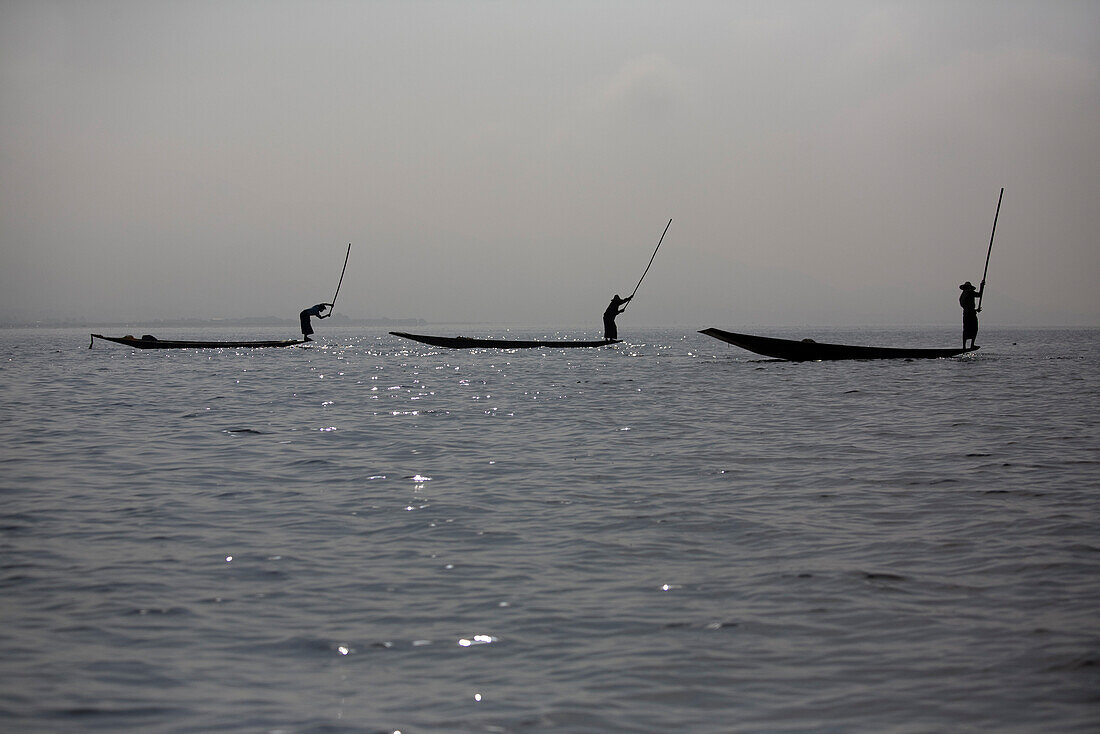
[959,280,984,349]
[300,303,332,341]
[603,294,632,341]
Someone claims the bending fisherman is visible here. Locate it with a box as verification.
[300,303,333,341]
[959,281,984,349]
[603,294,632,341]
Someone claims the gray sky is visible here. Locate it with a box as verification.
[2,0,1097,327]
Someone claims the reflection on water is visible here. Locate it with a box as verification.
[1,326,1098,733]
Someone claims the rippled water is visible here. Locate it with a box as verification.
[2,326,1098,733]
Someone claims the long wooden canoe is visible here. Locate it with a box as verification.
[699,328,976,361]
[90,334,305,349]
[391,331,619,349]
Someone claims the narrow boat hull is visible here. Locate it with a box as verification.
[699,328,976,361]
[91,334,305,349]
[391,332,619,349]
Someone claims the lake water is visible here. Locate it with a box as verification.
[2,325,1098,733]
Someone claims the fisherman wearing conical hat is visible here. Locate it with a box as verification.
[959,280,985,349]
[603,294,632,341]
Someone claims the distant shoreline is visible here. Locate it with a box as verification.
[3,320,1096,330]
[0,315,428,329]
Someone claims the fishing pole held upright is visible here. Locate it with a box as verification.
[627,218,673,304]
[330,243,352,309]
[978,189,1003,310]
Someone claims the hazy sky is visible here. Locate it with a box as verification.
[2,0,1097,327]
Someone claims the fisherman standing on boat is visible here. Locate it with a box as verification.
[300,303,333,341]
[603,294,632,341]
[959,281,984,349]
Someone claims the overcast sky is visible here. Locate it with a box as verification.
[1,0,1097,327]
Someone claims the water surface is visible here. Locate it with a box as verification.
[2,326,1098,732]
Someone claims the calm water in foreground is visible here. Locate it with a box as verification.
[1,326,1098,733]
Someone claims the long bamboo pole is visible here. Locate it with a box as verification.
[626,219,673,305]
[330,243,352,309]
[978,189,1003,310]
